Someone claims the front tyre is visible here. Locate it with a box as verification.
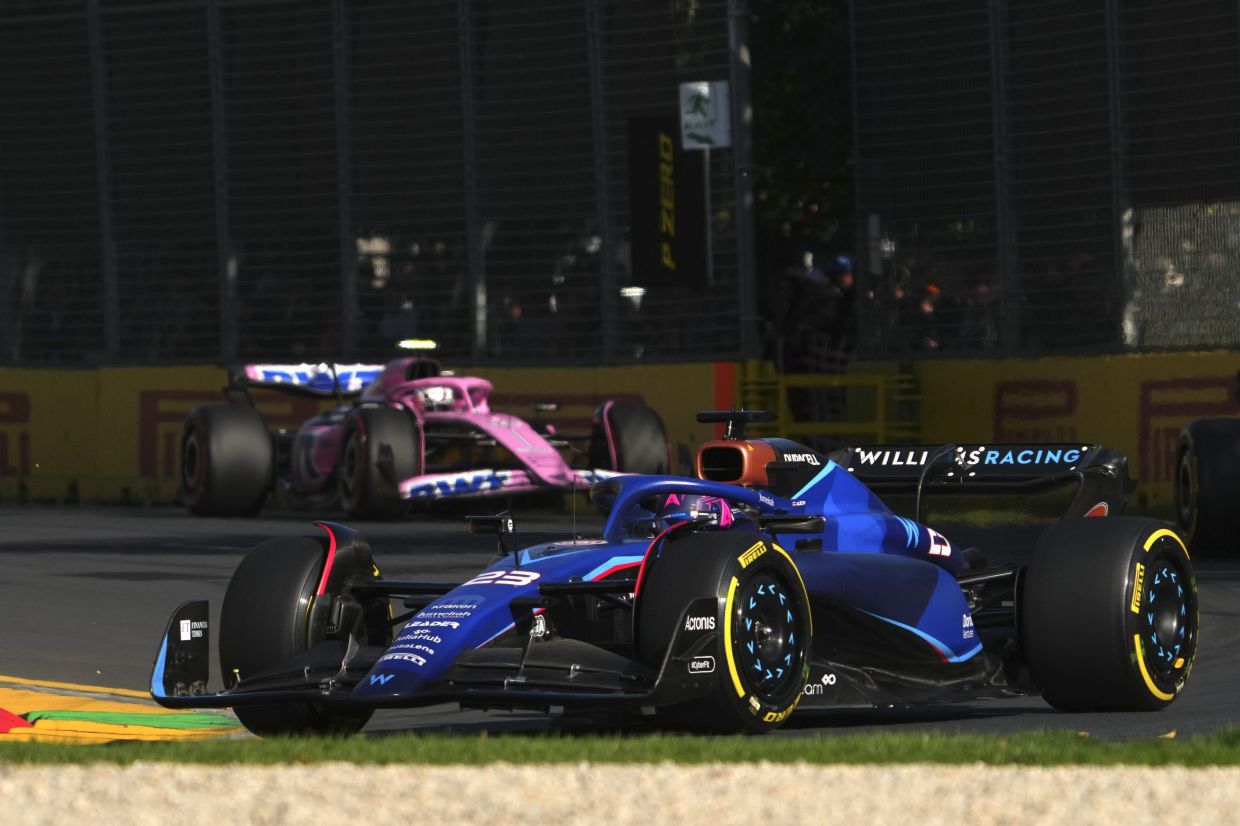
[180,405,273,517]
[1022,517,1198,711]
[338,406,420,520]
[636,530,812,733]
[219,536,373,736]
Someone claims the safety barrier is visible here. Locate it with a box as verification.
[737,361,919,446]
[0,363,730,505]
[2,353,1234,508]
[915,351,1240,510]
[737,352,1240,510]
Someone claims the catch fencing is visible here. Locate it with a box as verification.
[0,0,753,366]
[853,0,1240,357]
[10,0,1239,369]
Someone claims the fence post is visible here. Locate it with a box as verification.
[207,0,236,363]
[0,144,9,360]
[1104,0,1129,349]
[728,0,759,360]
[458,0,486,357]
[586,0,616,361]
[987,0,1018,355]
[333,0,356,360]
[87,0,119,360]
[875,376,887,444]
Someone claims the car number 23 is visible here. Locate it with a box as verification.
[462,569,542,587]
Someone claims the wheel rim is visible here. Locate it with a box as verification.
[182,430,205,493]
[1139,554,1195,682]
[731,570,804,702]
[340,432,364,504]
[1176,451,1196,531]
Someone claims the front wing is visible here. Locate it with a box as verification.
[150,598,720,713]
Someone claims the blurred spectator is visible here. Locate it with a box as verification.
[824,254,857,352]
[380,295,421,343]
[492,292,542,357]
[356,228,394,355]
[770,250,861,423]
[799,250,828,285]
[909,283,942,351]
[957,276,998,351]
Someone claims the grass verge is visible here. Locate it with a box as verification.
[4,728,1240,766]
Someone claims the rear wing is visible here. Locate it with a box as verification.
[227,363,386,399]
[827,443,1136,519]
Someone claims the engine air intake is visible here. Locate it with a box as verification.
[698,445,745,482]
[695,440,778,486]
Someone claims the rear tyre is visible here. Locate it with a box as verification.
[219,535,373,737]
[338,406,420,520]
[180,405,273,517]
[1176,419,1240,556]
[636,530,811,733]
[1022,517,1198,711]
[589,402,670,474]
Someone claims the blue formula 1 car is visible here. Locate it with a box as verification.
[150,410,1199,734]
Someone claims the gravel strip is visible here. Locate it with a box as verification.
[1,762,1234,825]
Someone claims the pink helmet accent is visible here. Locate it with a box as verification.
[655,493,734,529]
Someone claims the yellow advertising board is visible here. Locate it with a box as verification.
[456,361,732,452]
[2,355,1233,509]
[0,369,99,502]
[0,362,733,505]
[916,350,1240,508]
[92,366,344,503]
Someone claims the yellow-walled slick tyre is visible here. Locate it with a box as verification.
[1022,517,1198,711]
[636,530,812,733]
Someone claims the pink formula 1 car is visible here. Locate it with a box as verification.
[179,358,669,518]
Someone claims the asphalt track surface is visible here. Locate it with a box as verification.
[2,503,1238,740]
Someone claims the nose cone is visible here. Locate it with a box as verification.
[352,656,433,701]
[351,591,514,702]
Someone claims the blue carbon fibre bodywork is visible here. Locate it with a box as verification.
[356,465,980,699]
[792,553,978,661]
[353,541,650,700]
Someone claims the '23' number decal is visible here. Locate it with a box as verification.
[462,570,541,587]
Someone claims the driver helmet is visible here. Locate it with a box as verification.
[654,493,735,531]
[416,385,456,411]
